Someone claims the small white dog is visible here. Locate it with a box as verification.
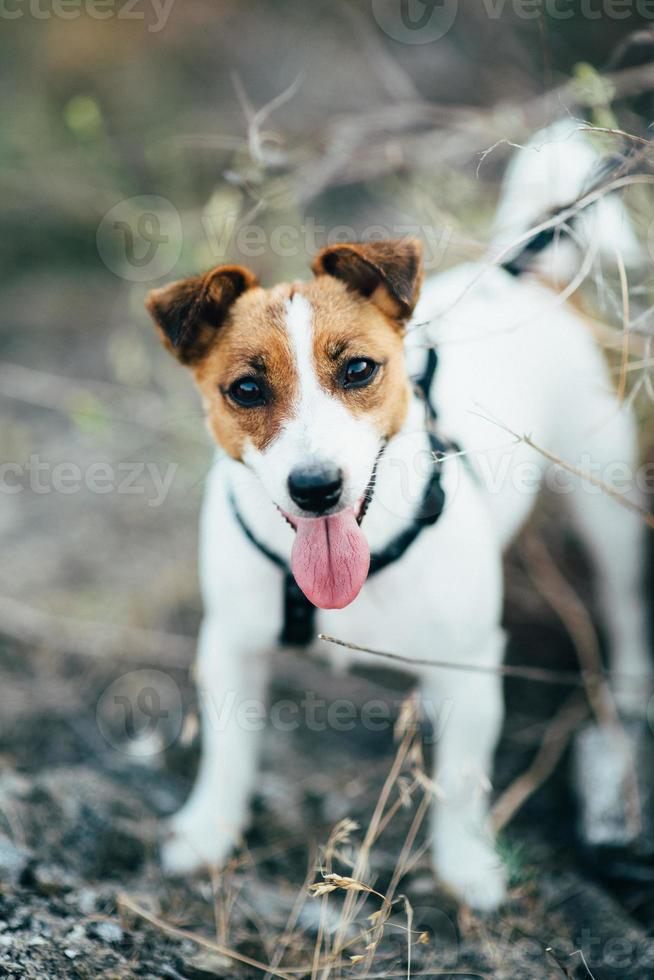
[145,121,651,910]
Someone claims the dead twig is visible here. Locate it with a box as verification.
[614,246,631,403]
[117,894,296,980]
[265,850,318,980]
[546,946,577,978]
[521,533,641,837]
[311,820,358,980]
[469,412,654,531]
[438,172,654,322]
[318,633,652,693]
[362,792,431,973]
[325,695,420,973]
[291,62,654,201]
[491,694,588,832]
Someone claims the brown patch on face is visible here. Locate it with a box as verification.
[193,285,299,459]
[300,277,411,440]
[145,265,259,365]
[147,240,421,461]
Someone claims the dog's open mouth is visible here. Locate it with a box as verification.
[281,450,382,611]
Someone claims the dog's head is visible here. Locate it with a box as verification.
[146,239,423,609]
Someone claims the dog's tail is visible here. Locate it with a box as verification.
[490,117,644,280]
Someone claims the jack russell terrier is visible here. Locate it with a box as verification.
[145,121,651,910]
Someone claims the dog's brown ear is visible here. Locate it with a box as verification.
[311,239,423,322]
[145,265,259,365]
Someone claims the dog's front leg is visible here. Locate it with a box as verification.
[423,628,506,911]
[162,614,270,874]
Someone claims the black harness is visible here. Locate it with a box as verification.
[230,347,453,646]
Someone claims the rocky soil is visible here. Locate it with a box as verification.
[2,598,654,979]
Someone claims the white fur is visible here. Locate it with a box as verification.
[242,293,381,516]
[491,118,644,282]
[162,129,652,911]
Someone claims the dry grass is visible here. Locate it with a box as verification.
[116,696,436,978]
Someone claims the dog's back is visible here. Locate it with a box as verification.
[410,119,644,547]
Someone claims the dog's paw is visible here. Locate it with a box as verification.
[160,805,238,875]
[435,837,506,912]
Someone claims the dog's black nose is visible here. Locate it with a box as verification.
[288,464,343,514]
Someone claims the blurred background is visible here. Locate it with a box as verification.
[2,3,654,978]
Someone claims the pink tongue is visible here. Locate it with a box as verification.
[290,508,370,609]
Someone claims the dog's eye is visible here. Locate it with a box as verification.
[342,357,379,389]
[227,377,266,407]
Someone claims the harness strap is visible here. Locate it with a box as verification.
[230,347,453,647]
[368,429,446,577]
[281,572,316,646]
[414,346,438,421]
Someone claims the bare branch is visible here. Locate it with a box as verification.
[469,411,654,531]
[118,894,296,980]
[491,694,588,832]
[318,634,652,692]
